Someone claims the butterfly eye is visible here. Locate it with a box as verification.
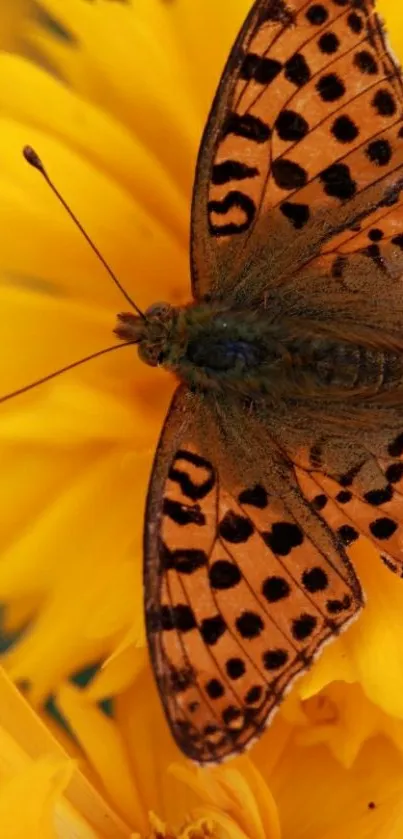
[145,302,173,321]
[138,343,164,367]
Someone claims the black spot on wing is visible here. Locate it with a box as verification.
[339,462,364,487]
[245,685,263,704]
[372,89,396,116]
[302,567,329,593]
[212,160,259,185]
[226,657,245,679]
[369,517,398,539]
[366,139,392,167]
[318,31,340,54]
[262,648,289,670]
[280,201,310,229]
[222,705,243,727]
[312,493,328,511]
[236,611,264,639]
[347,12,363,33]
[388,433,403,457]
[240,53,282,85]
[292,613,317,640]
[263,521,304,556]
[163,546,208,574]
[208,190,256,236]
[169,666,195,693]
[163,498,205,526]
[319,163,356,201]
[326,594,352,614]
[275,109,309,141]
[272,159,308,190]
[223,112,271,143]
[354,50,378,75]
[219,510,254,543]
[364,485,393,506]
[209,559,241,590]
[262,575,291,602]
[316,72,345,102]
[151,604,197,633]
[205,678,225,699]
[336,490,352,504]
[238,484,268,509]
[368,228,383,242]
[338,524,359,546]
[169,450,215,501]
[386,463,403,483]
[200,615,227,645]
[331,114,359,143]
[284,53,311,87]
[306,4,329,25]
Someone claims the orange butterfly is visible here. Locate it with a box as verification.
[10,0,403,765]
[115,0,403,763]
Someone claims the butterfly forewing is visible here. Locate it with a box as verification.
[145,388,362,763]
[191,0,403,302]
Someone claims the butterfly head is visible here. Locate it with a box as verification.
[114,303,175,367]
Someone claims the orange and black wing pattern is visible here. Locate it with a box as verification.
[144,388,362,763]
[191,0,403,301]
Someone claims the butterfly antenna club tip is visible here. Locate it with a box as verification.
[23,145,47,176]
[21,144,144,317]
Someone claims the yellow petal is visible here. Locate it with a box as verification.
[228,761,281,839]
[296,683,386,769]
[2,450,151,700]
[0,667,131,838]
[26,0,200,194]
[171,759,280,839]
[57,682,146,832]
[0,756,73,839]
[190,809,248,839]
[305,541,403,721]
[85,647,147,701]
[115,668,188,823]
[0,53,187,243]
[270,733,403,839]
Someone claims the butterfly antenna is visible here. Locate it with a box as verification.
[22,145,145,319]
[0,341,135,405]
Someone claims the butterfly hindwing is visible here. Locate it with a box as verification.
[191,0,403,303]
[145,387,363,763]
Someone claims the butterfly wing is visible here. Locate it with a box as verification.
[145,386,363,763]
[191,0,403,302]
[190,0,403,584]
[298,452,403,579]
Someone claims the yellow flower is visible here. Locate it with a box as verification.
[2,0,403,837]
[3,663,403,838]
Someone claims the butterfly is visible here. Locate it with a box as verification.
[13,0,403,765]
[115,0,403,764]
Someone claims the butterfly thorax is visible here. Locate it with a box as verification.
[116,304,403,401]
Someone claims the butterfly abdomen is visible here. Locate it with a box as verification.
[291,339,403,397]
